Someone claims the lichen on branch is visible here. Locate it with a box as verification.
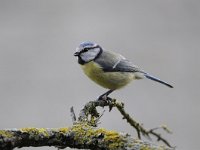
[78,98,173,148]
[0,98,174,150]
[0,123,171,150]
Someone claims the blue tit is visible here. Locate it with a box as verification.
[74,42,173,100]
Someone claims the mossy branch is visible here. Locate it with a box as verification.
[78,98,173,148]
[0,123,172,150]
[0,98,174,149]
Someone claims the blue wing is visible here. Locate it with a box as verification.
[94,51,141,73]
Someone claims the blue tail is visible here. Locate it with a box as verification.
[144,74,173,88]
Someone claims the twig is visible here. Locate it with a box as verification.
[78,98,173,148]
[70,106,77,123]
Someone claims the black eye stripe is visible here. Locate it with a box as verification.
[83,48,89,51]
[81,45,99,53]
[80,48,88,53]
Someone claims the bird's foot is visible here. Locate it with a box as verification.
[96,95,114,111]
[97,94,111,101]
[97,90,114,101]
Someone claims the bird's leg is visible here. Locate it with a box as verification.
[97,89,114,101]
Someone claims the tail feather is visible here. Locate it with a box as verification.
[144,73,173,88]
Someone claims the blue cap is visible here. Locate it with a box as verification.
[79,41,96,48]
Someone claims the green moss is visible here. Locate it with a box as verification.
[70,123,90,143]
[0,130,13,138]
[58,127,69,133]
[90,128,124,149]
[20,128,49,138]
[69,123,124,150]
[69,124,167,150]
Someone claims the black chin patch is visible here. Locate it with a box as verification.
[78,56,86,65]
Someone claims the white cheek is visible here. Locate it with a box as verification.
[80,48,100,62]
[80,52,95,62]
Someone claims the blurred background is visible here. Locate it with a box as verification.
[0,0,199,150]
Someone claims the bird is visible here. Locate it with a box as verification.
[74,41,173,100]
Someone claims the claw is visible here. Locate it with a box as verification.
[97,90,114,101]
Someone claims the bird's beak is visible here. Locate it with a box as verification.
[74,52,80,56]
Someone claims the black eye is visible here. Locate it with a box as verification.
[83,48,89,52]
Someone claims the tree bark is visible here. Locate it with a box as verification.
[0,123,172,150]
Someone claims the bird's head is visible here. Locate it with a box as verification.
[74,42,102,65]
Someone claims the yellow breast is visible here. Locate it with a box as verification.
[81,61,135,90]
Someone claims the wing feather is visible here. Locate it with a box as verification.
[94,51,142,73]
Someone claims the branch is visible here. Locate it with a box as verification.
[0,98,174,149]
[78,98,173,148]
[0,123,172,150]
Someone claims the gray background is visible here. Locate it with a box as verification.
[0,0,199,150]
